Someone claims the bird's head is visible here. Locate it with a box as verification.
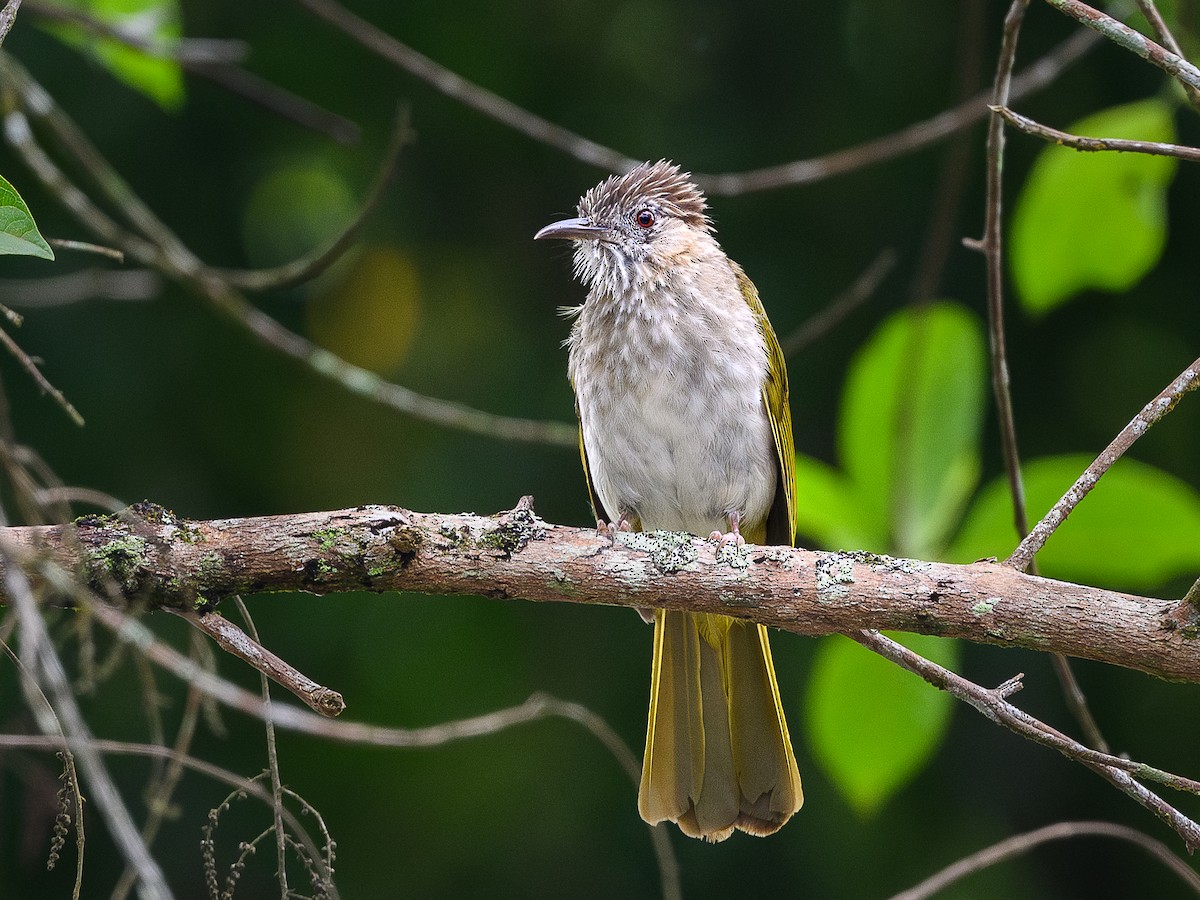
[535,160,715,294]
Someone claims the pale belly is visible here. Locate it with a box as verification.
[577,358,777,536]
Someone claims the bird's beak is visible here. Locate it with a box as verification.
[534,217,610,242]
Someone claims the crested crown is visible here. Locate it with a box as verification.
[578,160,712,232]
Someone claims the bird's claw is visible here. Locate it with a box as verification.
[709,512,745,546]
[597,516,632,543]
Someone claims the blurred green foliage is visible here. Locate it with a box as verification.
[2,1,1200,898]
[44,0,185,109]
[807,632,961,818]
[1010,99,1178,313]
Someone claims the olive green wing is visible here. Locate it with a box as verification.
[732,262,796,548]
[575,406,614,527]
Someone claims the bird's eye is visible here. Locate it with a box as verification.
[635,209,655,228]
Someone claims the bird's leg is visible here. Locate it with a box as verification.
[709,510,746,546]
[597,512,633,543]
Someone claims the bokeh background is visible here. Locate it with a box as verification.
[2,0,1200,897]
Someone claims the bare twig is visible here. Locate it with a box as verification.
[0,0,20,48]
[908,0,987,303]
[0,325,84,426]
[891,819,1200,899]
[218,107,413,292]
[25,0,245,63]
[1133,0,1200,109]
[186,61,361,145]
[0,732,335,889]
[1,640,86,898]
[172,608,346,717]
[46,588,679,896]
[981,0,1033,555]
[851,630,1200,851]
[0,270,160,308]
[294,0,641,173]
[994,105,1200,161]
[1009,356,1200,570]
[47,238,125,261]
[780,248,896,357]
[25,0,359,143]
[298,0,1099,194]
[1044,0,1200,94]
[969,2,1108,752]
[979,1,1110,753]
[2,547,173,899]
[33,485,125,512]
[111,685,203,900]
[0,54,577,447]
[74,576,1200,853]
[698,28,1101,195]
[235,600,291,900]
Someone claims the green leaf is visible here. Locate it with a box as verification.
[0,175,55,260]
[805,632,960,816]
[835,302,986,557]
[1010,98,1177,313]
[44,0,185,111]
[793,455,886,551]
[946,455,1200,591]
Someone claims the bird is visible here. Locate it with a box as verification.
[534,160,803,841]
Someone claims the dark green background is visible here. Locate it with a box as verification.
[2,1,1200,897]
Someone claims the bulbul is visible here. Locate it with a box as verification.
[535,160,803,841]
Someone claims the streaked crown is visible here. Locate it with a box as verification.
[579,160,712,233]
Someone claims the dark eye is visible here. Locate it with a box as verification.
[635,209,655,228]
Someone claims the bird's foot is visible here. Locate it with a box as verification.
[597,514,632,544]
[709,511,745,546]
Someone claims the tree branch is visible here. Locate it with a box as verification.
[4,500,1199,683]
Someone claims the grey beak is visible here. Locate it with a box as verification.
[534,217,610,241]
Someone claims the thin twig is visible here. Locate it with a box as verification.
[1048,653,1109,754]
[908,0,987,303]
[1,545,173,898]
[994,105,1200,161]
[780,248,896,357]
[0,0,20,48]
[1044,0,1200,94]
[294,0,641,173]
[75,592,680,896]
[890,819,1200,900]
[1008,355,1200,570]
[0,270,160,307]
[47,238,125,261]
[850,630,1200,851]
[25,0,245,63]
[27,0,361,142]
[0,325,84,426]
[982,0,1033,555]
[979,2,1110,753]
[525,696,681,900]
[0,54,577,447]
[172,608,346,717]
[1134,0,1200,110]
[219,107,413,292]
[0,732,334,888]
[111,685,203,900]
[33,485,125,512]
[0,640,86,898]
[698,28,1101,195]
[235,599,291,900]
[186,61,361,145]
[298,0,1099,194]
